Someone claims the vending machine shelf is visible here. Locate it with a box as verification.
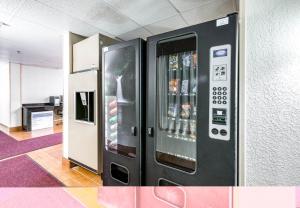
[166,134,196,142]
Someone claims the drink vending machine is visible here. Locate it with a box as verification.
[102,39,146,185]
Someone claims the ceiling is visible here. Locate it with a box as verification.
[0,0,237,68]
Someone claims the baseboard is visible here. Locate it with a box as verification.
[68,157,98,175]
[54,119,63,125]
[0,123,9,128]
[9,126,23,132]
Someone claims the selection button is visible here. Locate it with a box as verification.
[220,129,227,136]
[212,128,219,135]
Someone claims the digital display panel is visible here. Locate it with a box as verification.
[212,108,227,125]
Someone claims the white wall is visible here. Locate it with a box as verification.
[21,65,63,104]
[245,0,300,185]
[7,63,63,127]
[0,61,10,126]
[10,63,21,127]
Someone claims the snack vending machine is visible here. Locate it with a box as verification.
[102,39,146,185]
[146,14,238,186]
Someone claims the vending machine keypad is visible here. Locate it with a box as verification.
[209,45,231,141]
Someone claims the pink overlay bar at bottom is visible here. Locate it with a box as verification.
[98,187,297,208]
[0,187,297,208]
[297,187,300,208]
[98,187,231,208]
[0,188,84,208]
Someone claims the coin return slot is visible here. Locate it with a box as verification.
[158,178,179,186]
[110,163,129,184]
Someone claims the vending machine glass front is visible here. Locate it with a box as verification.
[156,34,197,173]
[104,46,137,158]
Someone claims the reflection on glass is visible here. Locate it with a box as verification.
[156,34,197,172]
[104,46,136,158]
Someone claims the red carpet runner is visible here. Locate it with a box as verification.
[0,131,62,160]
[0,155,63,187]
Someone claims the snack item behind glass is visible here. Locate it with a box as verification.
[169,54,178,71]
[175,120,181,135]
[181,121,191,136]
[192,51,197,69]
[108,98,117,108]
[168,104,178,118]
[182,52,192,70]
[180,103,192,119]
[192,105,197,118]
[190,122,196,139]
[181,80,189,94]
[109,107,117,116]
[191,79,197,94]
[169,79,180,93]
[168,120,176,133]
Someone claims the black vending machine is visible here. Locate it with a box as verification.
[102,39,146,185]
[146,14,238,186]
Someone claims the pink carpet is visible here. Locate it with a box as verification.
[0,131,62,160]
[0,188,84,208]
[0,155,63,187]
